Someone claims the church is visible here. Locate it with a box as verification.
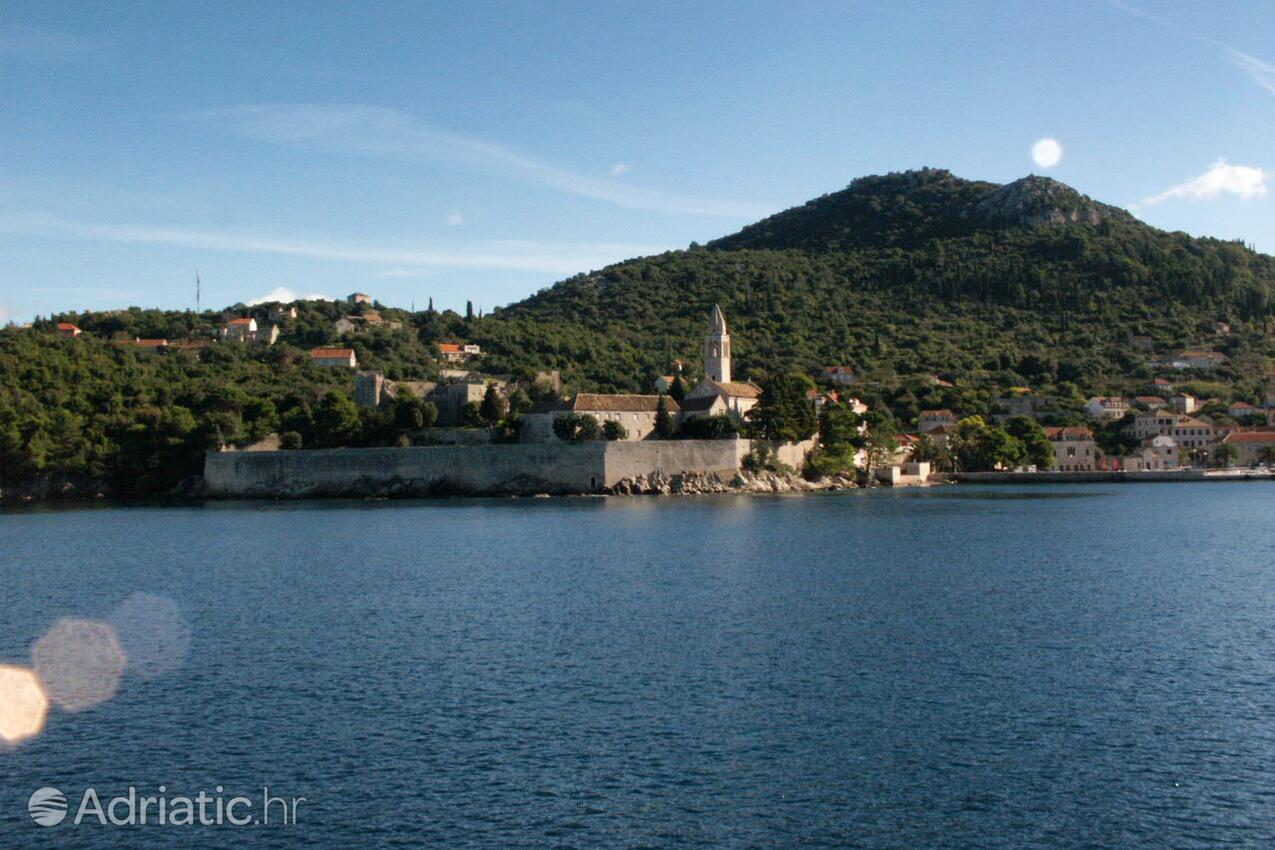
[520,305,760,441]
[678,305,762,422]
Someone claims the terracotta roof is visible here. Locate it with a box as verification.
[1223,431,1275,444]
[310,347,354,359]
[438,343,463,353]
[1230,402,1258,410]
[922,424,958,435]
[571,393,681,413]
[713,381,761,399]
[226,317,254,325]
[920,409,954,417]
[56,322,80,331]
[1045,426,1094,439]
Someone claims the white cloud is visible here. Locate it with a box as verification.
[1231,50,1275,96]
[611,162,631,175]
[446,211,464,226]
[1140,159,1271,207]
[0,212,667,275]
[247,286,331,305]
[194,104,769,218]
[1031,138,1063,169]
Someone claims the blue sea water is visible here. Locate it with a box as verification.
[3,484,1275,848]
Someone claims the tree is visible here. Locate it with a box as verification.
[313,390,360,447]
[1258,445,1275,467]
[748,372,817,442]
[1005,416,1054,469]
[951,415,1027,471]
[279,431,303,450]
[461,401,484,427]
[553,413,601,442]
[479,383,506,424]
[654,396,674,438]
[669,377,686,402]
[678,413,738,439]
[1214,442,1239,468]
[602,420,628,440]
[393,389,433,431]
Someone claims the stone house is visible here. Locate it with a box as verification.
[1170,393,1197,414]
[220,317,279,345]
[309,347,358,368]
[1228,401,1261,420]
[522,394,682,442]
[56,322,82,337]
[1085,396,1130,421]
[349,292,373,305]
[918,409,957,433]
[1044,425,1098,471]
[1220,431,1275,466]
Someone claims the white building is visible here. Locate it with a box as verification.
[1086,396,1130,421]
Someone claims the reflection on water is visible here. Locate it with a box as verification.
[0,664,47,743]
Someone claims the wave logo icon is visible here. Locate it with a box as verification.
[28,787,68,827]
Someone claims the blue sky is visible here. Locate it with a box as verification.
[1,0,1273,322]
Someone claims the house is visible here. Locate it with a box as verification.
[309,347,357,368]
[268,304,298,322]
[921,423,958,451]
[1149,377,1175,394]
[1133,396,1167,410]
[683,306,762,421]
[349,292,373,305]
[56,322,81,337]
[1220,430,1275,466]
[354,370,437,410]
[220,317,279,345]
[1044,425,1099,471]
[1118,435,1180,471]
[821,365,856,386]
[1126,410,1181,440]
[1179,350,1228,370]
[1169,393,1197,413]
[653,360,685,393]
[522,394,682,442]
[1125,410,1216,450]
[437,342,480,363]
[1085,397,1130,421]
[918,409,957,433]
[1228,401,1261,420]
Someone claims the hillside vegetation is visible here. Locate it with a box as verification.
[3,168,1274,498]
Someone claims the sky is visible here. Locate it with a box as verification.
[1,0,1273,323]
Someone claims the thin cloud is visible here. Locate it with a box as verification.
[0,212,668,275]
[1139,159,1270,207]
[446,211,464,226]
[611,162,631,176]
[1230,50,1275,95]
[194,104,770,218]
[1101,0,1275,97]
[247,287,332,305]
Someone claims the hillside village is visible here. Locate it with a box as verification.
[16,291,1275,494]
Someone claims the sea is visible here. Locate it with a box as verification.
[2,483,1275,848]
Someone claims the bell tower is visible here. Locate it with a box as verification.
[705,304,730,383]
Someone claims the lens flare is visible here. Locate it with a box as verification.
[32,618,128,712]
[0,665,49,743]
[108,592,191,680]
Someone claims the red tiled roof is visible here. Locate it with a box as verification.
[438,343,463,353]
[1223,431,1275,444]
[226,317,254,325]
[310,348,354,359]
[56,322,80,331]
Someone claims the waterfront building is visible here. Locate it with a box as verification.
[1220,431,1275,466]
[684,306,762,422]
[1044,425,1098,471]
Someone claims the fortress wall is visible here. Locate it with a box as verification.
[601,440,747,486]
[204,443,607,497]
[204,439,763,497]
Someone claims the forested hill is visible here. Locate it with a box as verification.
[479,168,1275,393]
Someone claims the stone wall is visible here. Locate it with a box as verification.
[204,439,772,498]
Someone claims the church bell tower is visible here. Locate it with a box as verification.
[705,304,730,383]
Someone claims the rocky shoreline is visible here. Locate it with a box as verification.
[606,469,860,496]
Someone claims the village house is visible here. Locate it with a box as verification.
[1125,410,1217,451]
[1117,435,1180,471]
[1219,431,1275,466]
[1149,377,1175,394]
[1227,401,1261,421]
[1044,425,1099,471]
[219,317,279,345]
[522,394,682,442]
[309,347,358,368]
[917,409,957,434]
[349,292,373,305]
[821,365,856,386]
[268,304,298,322]
[653,360,685,394]
[1085,396,1130,421]
[437,342,481,363]
[1169,393,1197,414]
[1133,395,1167,410]
[56,322,81,337]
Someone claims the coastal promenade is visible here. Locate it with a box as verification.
[949,468,1274,484]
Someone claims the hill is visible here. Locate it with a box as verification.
[3,168,1274,499]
